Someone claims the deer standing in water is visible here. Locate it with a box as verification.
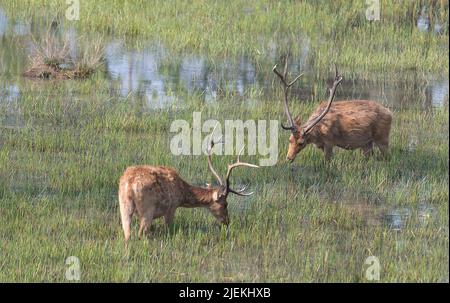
[118,132,258,245]
[273,58,392,163]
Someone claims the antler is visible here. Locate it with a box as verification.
[228,186,254,196]
[225,146,259,196]
[206,126,259,195]
[273,55,303,133]
[206,124,224,186]
[301,64,343,135]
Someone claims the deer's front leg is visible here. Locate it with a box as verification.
[361,142,374,159]
[324,145,333,162]
[164,207,176,226]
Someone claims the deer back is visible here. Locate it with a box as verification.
[119,165,190,212]
[304,100,392,147]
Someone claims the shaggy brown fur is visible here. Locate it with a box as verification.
[118,165,227,244]
[118,153,257,245]
[287,100,393,162]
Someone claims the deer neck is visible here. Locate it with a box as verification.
[305,126,321,143]
[182,185,217,208]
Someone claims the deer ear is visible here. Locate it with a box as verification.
[212,190,219,201]
[294,115,301,126]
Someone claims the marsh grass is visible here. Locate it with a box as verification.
[1,0,448,78]
[23,31,105,80]
[0,0,448,283]
[0,80,448,282]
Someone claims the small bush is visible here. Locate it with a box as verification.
[24,31,105,80]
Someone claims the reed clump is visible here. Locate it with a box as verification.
[23,32,104,80]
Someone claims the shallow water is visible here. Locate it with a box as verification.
[103,40,449,109]
[0,6,448,113]
[417,5,446,34]
[0,7,448,232]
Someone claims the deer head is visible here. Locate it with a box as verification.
[204,128,259,225]
[273,57,343,162]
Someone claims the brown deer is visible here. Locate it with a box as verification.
[273,58,392,162]
[118,132,258,245]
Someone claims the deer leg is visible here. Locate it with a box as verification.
[164,208,176,227]
[138,219,145,239]
[138,211,153,239]
[361,142,374,159]
[375,139,389,159]
[324,145,333,162]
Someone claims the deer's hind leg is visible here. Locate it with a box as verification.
[138,209,154,239]
[375,138,389,159]
[361,142,374,159]
[374,119,391,159]
[163,207,177,233]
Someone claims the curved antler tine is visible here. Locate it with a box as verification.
[237,185,247,192]
[228,162,259,171]
[228,188,254,196]
[206,124,224,153]
[228,184,254,196]
[288,73,303,87]
[273,55,302,134]
[236,145,245,162]
[208,123,218,147]
[206,123,224,186]
[273,64,287,86]
[283,54,289,78]
[334,63,338,79]
[281,122,295,131]
[211,123,223,143]
[302,65,343,135]
[225,147,259,192]
[225,163,259,190]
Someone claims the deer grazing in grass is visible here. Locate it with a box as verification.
[273,57,392,162]
[118,131,259,245]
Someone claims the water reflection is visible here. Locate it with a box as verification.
[0,6,448,111]
[0,84,19,103]
[103,38,448,110]
[105,40,262,107]
[417,6,445,34]
[385,208,412,231]
[382,203,438,231]
[105,40,177,108]
[431,79,449,107]
[335,190,439,232]
[418,203,435,225]
[0,7,448,237]
[0,84,23,129]
[12,20,29,36]
[0,7,29,36]
[0,7,6,37]
[337,77,449,110]
[179,55,207,93]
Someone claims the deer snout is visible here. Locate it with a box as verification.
[215,213,229,226]
[218,213,230,226]
[222,215,230,226]
[209,204,230,226]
